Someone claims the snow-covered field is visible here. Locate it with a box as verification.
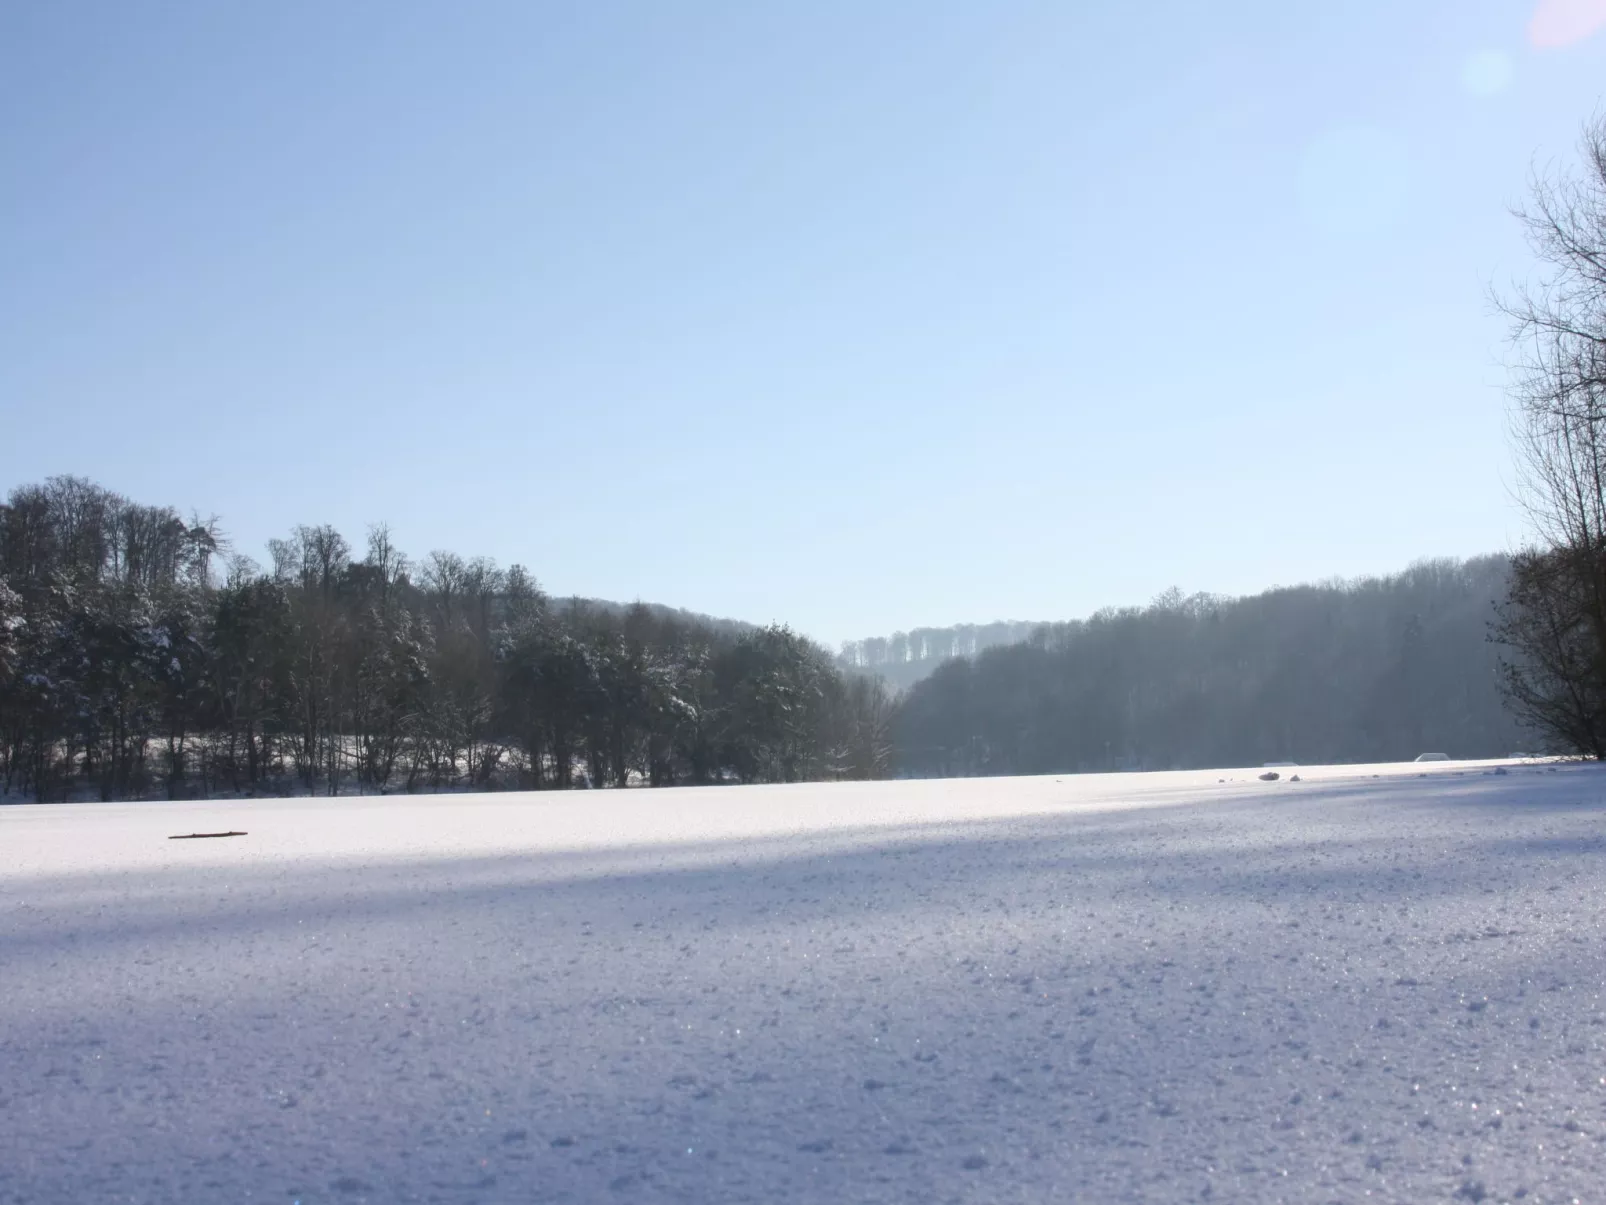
[3,761,1605,1204]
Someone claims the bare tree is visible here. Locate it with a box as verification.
[1495,547,1606,757]
[1496,113,1606,752]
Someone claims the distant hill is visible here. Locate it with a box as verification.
[837,621,1048,691]
[894,556,1526,775]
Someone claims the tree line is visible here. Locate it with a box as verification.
[1,473,1570,799]
[0,476,895,801]
[893,558,1526,776]
[0,473,1568,800]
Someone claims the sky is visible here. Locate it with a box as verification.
[4,1,1606,648]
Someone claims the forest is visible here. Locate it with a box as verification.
[891,557,1526,777]
[0,473,1538,801]
[0,477,895,801]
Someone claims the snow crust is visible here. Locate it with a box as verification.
[3,760,1605,1203]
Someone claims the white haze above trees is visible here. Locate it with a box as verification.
[837,622,1047,691]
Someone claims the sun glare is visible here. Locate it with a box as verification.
[1529,0,1606,48]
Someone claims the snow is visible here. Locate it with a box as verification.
[3,760,1605,1203]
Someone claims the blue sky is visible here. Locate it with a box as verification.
[4,1,1605,647]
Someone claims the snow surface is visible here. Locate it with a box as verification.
[3,761,1605,1203]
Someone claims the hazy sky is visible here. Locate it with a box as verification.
[5,1,1606,647]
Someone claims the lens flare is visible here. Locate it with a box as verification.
[1529,0,1606,48]
[1460,50,1513,96]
